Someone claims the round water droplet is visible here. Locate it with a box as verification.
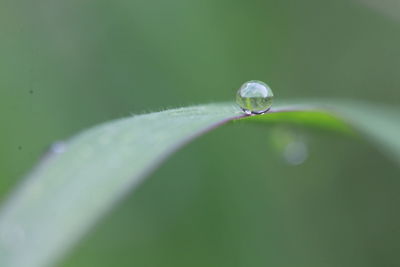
[236,80,274,114]
[283,141,308,166]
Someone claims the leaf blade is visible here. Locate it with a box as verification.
[0,100,398,267]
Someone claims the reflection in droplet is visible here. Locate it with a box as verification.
[236,80,274,114]
[283,141,308,166]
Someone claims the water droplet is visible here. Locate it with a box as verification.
[236,80,274,114]
[283,141,308,166]
[268,127,309,166]
[49,142,67,154]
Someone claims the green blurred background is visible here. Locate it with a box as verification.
[1,0,400,266]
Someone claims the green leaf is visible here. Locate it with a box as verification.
[0,100,399,267]
[250,100,400,162]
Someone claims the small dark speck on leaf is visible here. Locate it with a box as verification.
[29,90,34,94]
[18,146,22,150]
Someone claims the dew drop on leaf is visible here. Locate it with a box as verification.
[236,80,274,114]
